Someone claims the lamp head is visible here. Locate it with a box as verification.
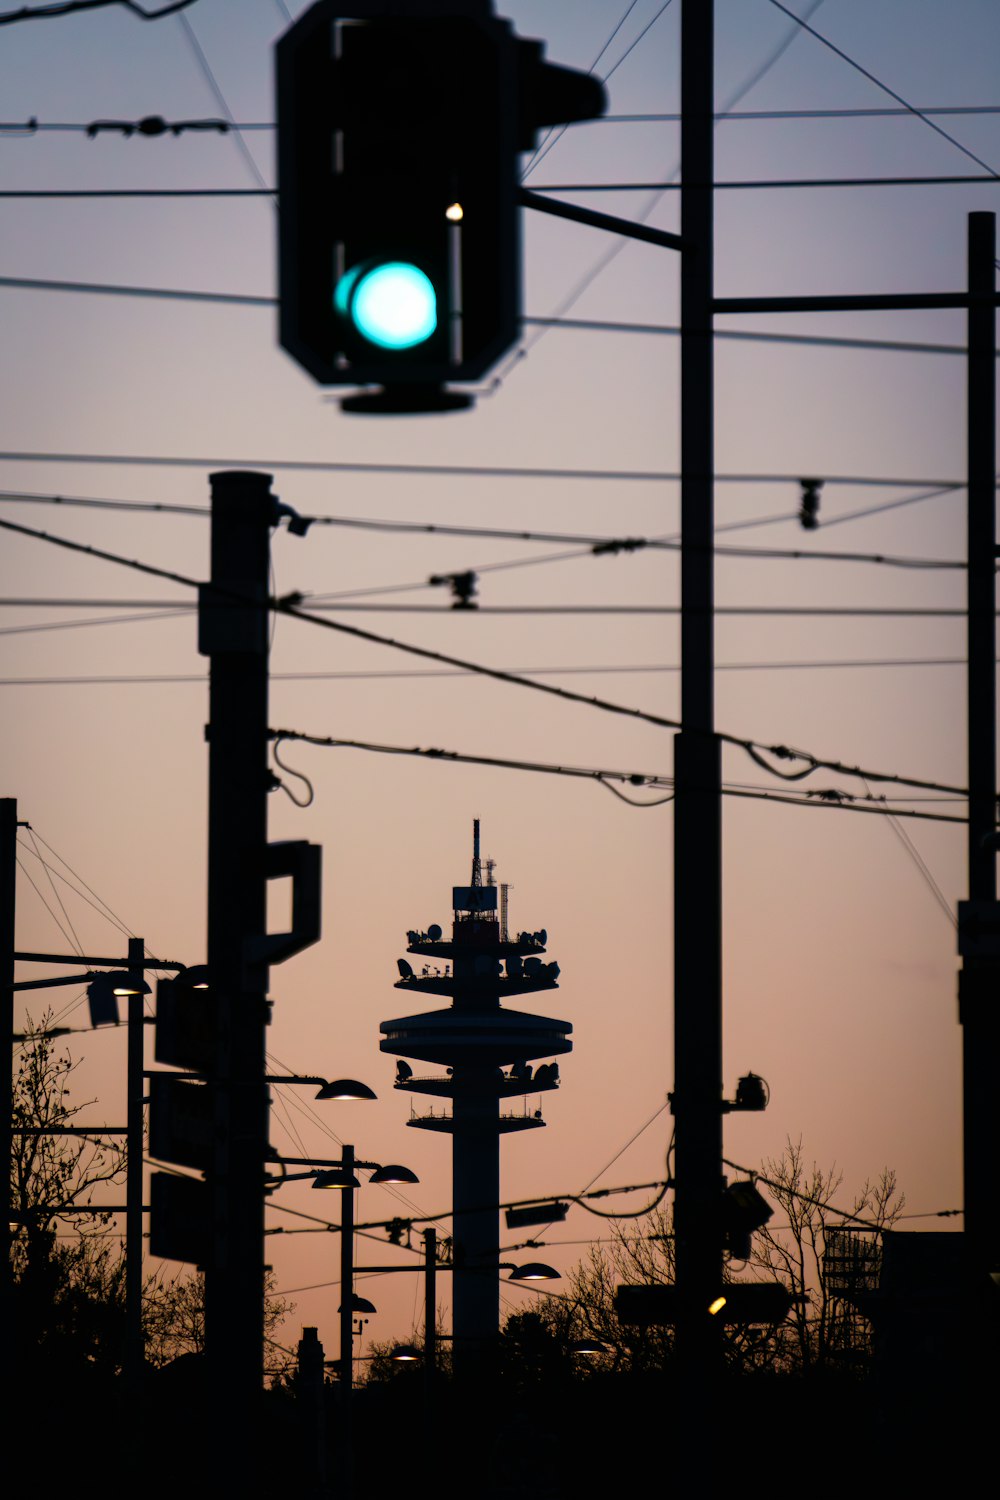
[508,1262,560,1282]
[369,1164,419,1185]
[315,1079,377,1101]
[312,1167,361,1190]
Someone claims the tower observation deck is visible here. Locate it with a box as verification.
[380,819,571,1369]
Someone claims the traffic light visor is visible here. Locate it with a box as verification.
[335,261,438,349]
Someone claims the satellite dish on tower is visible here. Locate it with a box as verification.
[397,959,414,979]
[427,923,442,941]
[538,929,548,946]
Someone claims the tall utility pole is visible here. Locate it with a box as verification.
[673,0,723,1368]
[200,470,276,1481]
[125,934,146,1386]
[1,799,17,1330]
[959,211,999,1345]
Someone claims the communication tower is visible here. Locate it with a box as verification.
[380,820,571,1367]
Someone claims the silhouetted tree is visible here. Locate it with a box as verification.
[143,1267,294,1375]
[10,1014,128,1371]
[749,1135,904,1373]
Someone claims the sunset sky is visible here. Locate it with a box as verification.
[3,0,997,1363]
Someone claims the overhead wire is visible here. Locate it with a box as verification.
[0,658,984,688]
[519,0,644,179]
[4,272,987,363]
[525,0,676,179]
[0,452,967,489]
[0,0,199,24]
[176,9,272,195]
[860,777,958,929]
[25,826,84,954]
[765,0,1000,181]
[0,510,973,799]
[490,0,827,389]
[266,731,968,823]
[16,855,81,953]
[6,104,1000,133]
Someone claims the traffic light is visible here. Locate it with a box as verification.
[276,1,605,410]
[615,1281,792,1326]
[722,1179,773,1261]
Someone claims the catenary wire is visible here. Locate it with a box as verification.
[4,272,985,363]
[532,171,1000,190]
[765,0,1000,181]
[6,104,1000,132]
[0,659,984,686]
[15,855,80,952]
[177,9,272,194]
[267,731,969,823]
[25,827,83,954]
[0,0,198,24]
[0,512,971,798]
[860,776,958,929]
[490,0,827,389]
[525,0,676,178]
[0,452,967,488]
[0,596,977,617]
[520,0,644,178]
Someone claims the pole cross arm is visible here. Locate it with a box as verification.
[715,291,1000,315]
[519,188,686,252]
[244,841,322,966]
[15,950,186,969]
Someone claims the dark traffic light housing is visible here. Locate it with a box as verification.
[276,1,605,410]
[615,1281,792,1327]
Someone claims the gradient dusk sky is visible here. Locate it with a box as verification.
[2,0,998,1358]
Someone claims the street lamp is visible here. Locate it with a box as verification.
[308,1145,420,1399]
[506,1262,560,1282]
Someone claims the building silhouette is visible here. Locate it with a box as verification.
[380,820,571,1368]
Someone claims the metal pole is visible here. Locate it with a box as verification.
[340,1144,355,1499]
[1,799,16,1337]
[200,469,276,1484]
[340,1144,356,1397]
[125,934,145,1386]
[674,0,722,1374]
[424,1225,437,1377]
[960,211,999,1348]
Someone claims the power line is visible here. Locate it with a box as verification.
[0,658,983,687]
[7,105,1000,133]
[4,271,982,362]
[0,596,977,617]
[269,603,980,618]
[269,730,968,823]
[0,187,267,197]
[176,9,272,195]
[491,0,827,388]
[765,0,1000,180]
[520,0,644,178]
[0,608,191,637]
[0,0,198,24]
[0,452,965,489]
[532,172,1000,190]
[0,511,971,798]
[598,105,1000,122]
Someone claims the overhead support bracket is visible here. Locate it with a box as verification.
[518,188,685,252]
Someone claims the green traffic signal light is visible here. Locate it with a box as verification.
[335,261,438,350]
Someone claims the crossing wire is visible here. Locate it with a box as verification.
[0,509,972,799]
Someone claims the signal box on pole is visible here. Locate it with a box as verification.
[276,0,605,410]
